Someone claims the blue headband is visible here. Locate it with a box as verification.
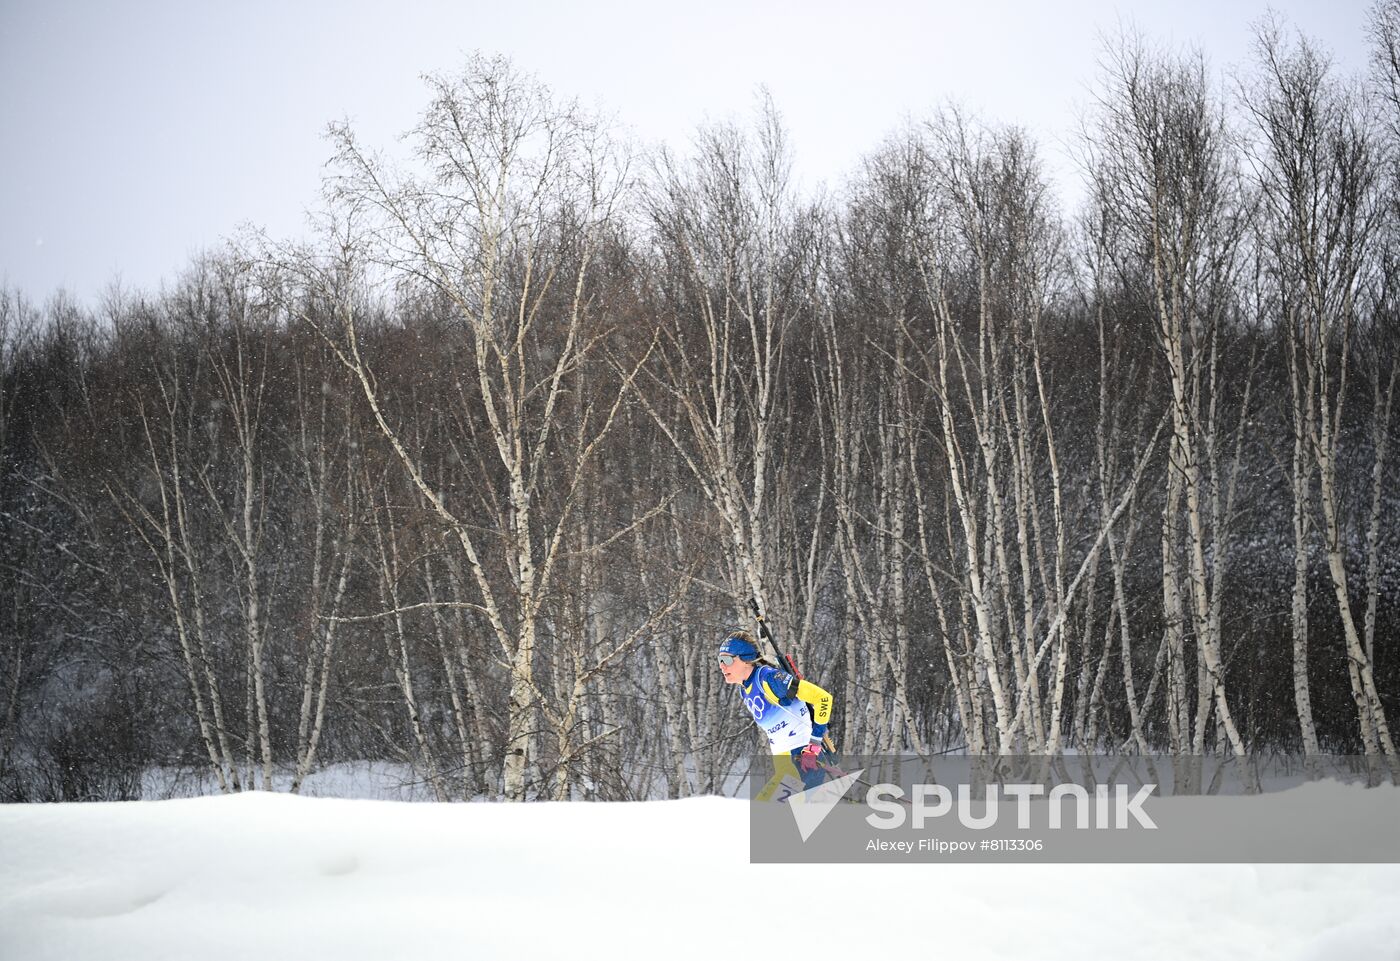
[719,635,759,660]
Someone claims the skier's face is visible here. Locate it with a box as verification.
[718,655,753,684]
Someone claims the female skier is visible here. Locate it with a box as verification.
[717,630,835,800]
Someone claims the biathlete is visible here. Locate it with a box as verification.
[717,630,836,801]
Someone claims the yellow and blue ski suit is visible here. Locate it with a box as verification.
[741,664,835,801]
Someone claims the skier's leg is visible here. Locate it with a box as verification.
[755,754,804,802]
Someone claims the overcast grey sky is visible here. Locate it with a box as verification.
[0,0,1378,305]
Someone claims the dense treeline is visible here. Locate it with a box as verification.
[3,14,1400,800]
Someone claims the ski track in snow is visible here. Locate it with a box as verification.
[1,791,1398,961]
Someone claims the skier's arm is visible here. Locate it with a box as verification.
[761,667,835,742]
[794,678,833,741]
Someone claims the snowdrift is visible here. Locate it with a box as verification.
[2,788,1398,960]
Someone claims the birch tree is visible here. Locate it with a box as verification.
[1085,36,1257,779]
[826,130,942,754]
[286,340,361,794]
[639,94,820,644]
[1245,20,1397,777]
[910,113,1070,755]
[201,287,279,791]
[105,298,239,792]
[307,54,643,800]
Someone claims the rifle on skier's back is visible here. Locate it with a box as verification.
[748,598,838,754]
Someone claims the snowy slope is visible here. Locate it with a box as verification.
[1,790,1398,961]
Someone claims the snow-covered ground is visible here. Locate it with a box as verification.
[2,789,1398,961]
